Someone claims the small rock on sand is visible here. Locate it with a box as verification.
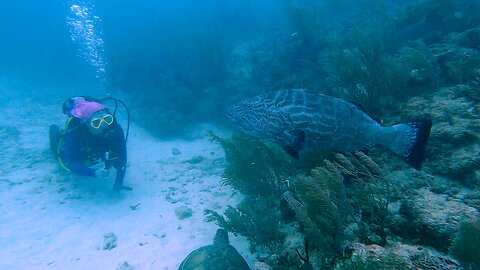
[116,261,134,270]
[175,205,193,220]
[184,156,204,164]
[103,233,118,250]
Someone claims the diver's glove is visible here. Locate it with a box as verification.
[94,168,111,179]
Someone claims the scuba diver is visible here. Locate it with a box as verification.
[49,96,132,192]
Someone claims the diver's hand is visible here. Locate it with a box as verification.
[94,168,111,179]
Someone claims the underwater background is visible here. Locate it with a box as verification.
[1,0,480,269]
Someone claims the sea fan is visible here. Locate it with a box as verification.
[209,132,287,197]
[293,163,348,253]
[204,197,284,252]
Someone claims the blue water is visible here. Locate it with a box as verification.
[0,0,407,86]
[0,0,283,88]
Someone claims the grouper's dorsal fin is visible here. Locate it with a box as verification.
[282,130,307,159]
[348,100,382,124]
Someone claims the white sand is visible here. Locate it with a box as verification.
[0,80,255,270]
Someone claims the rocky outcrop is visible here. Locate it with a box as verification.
[400,85,480,187]
[393,188,479,252]
[464,189,480,211]
[333,242,462,270]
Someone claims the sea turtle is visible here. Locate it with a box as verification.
[178,228,251,270]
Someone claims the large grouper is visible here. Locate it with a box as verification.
[226,89,432,170]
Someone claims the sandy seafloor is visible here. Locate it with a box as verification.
[0,80,254,270]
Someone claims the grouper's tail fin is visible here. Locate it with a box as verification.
[379,119,432,170]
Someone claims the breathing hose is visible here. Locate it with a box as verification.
[99,96,131,143]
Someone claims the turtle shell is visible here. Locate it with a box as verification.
[178,229,250,270]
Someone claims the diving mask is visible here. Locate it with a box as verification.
[90,114,114,129]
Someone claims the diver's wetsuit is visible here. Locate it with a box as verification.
[56,118,127,188]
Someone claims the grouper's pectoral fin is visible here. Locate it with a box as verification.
[283,146,300,159]
[282,130,307,160]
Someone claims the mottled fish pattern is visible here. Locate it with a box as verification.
[227,89,432,169]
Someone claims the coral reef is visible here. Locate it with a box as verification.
[394,41,439,93]
[208,127,479,269]
[322,27,441,114]
[333,243,414,270]
[323,26,396,113]
[431,38,480,86]
[207,131,415,268]
[334,242,463,270]
[288,151,395,251]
